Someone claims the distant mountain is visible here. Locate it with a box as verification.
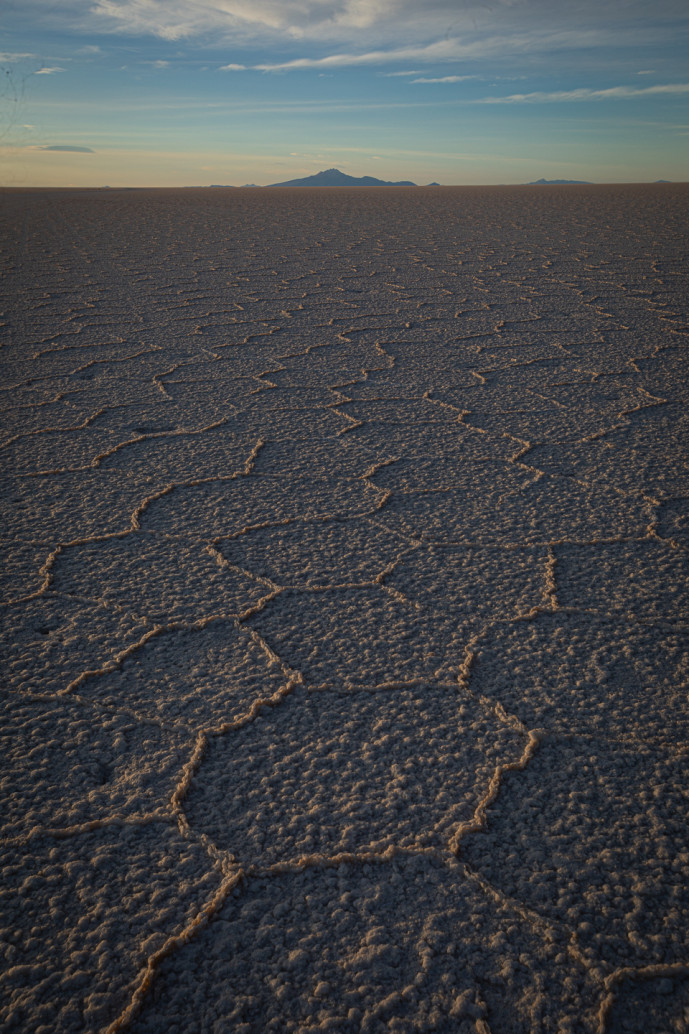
[267,168,416,187]
[527,178,591,185]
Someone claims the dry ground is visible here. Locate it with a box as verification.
[1,184,688,1033]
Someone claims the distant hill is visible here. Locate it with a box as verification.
[267,168,416,187]
[527,178,591,185]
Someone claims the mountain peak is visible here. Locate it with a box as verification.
[527,178,592,185]
[267,168,416,187]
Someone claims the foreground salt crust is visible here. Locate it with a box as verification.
[1,184,688,1033]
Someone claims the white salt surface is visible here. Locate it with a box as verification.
[1,184,688,1032]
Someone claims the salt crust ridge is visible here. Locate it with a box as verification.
[0,185,688,1032]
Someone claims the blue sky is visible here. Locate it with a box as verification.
[2,0,688,185]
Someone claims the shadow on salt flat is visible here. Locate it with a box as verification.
[246,586,463,687]
[607,974,689,1034]
[51,534,266,622]
[140,475,380,538]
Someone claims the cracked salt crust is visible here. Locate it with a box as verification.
[469,613,689,740]
[0,827,222,1033]
[1,691,189,834]
[1,183,688,1032]
[184,684,524,864]
[127,856,600,1034]
[79,619,291,731]
[461,738,689,970]
[50,534,267,623]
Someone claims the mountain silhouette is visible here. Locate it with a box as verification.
[267,168,416,187]
[527,178,591,184]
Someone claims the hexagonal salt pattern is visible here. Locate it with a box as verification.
[78,619,291,730]
[183,685,525,865]
[0,691,189,834]
[2,184,688,1032]
[468,612,689,740]
[0,826,223,1034]
[461,738,689,971]
[129,857,599,1034]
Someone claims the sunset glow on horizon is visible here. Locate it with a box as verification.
[1,0,688,187]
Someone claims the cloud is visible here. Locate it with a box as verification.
[382,70,422,77]
[251,30,633,72]
[254,39,486,71]
[91,0,426,41]
[75,0,687,51]
[479,82,689,103]
[0,52,36,62]
[411,75,475,83]
[35,67,65,75]
[38,144,95,152]
[219,63,246,71]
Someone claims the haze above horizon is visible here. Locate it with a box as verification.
[2,0,688,187]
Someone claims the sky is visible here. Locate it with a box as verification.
[1,0,688,186]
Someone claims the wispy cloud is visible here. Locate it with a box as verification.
[35,66,65,75]
[33,96,453,116]
[12,1,686,80]
[219,63,246,71]
[411,75,475,84]
[252,30,627,72]
[254,39,485,71]
[37,144,95,152]
[479,82,689,103]
[0,52,36,62]
[82,0,688,47]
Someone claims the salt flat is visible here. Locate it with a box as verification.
[1,184,688,1033]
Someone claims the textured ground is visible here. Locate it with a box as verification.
[1,184,688,1033]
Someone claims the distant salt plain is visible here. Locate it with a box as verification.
[1,184,688,1033]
